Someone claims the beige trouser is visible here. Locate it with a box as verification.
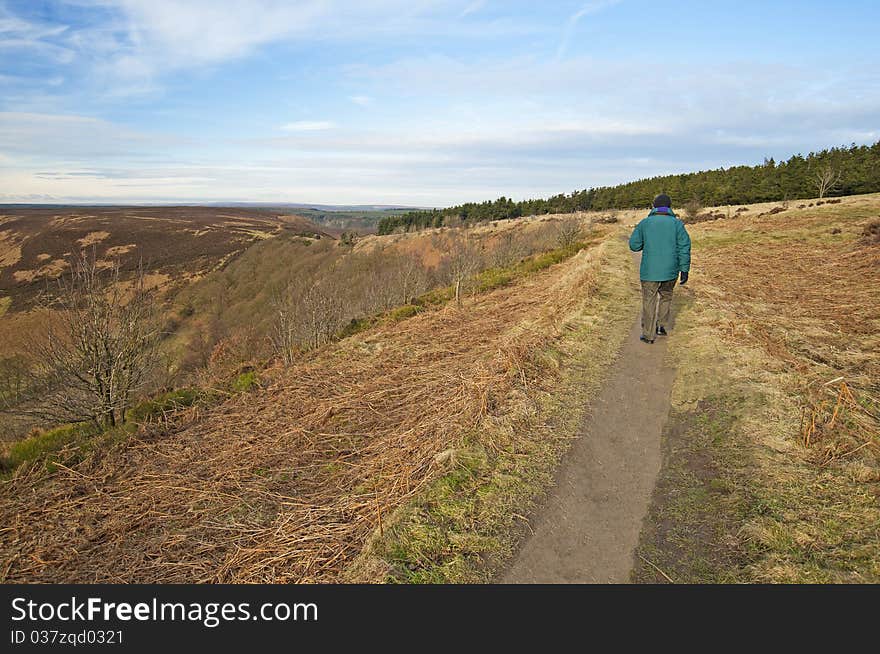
[641,279,676,340]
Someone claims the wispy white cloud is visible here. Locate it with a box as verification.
[460,0,486,17]
[0,10,75,64]
[1,1,546,104]
[556,0,621,60]
[350,95,373,107]
[0,111,184,158]
[281,120,336,132]
[32,1,534,86]
[0,13,70,41]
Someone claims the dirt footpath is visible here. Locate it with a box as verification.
[501,255,675,583]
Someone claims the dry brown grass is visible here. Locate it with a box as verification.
[861,219,880,245]
[105,244,137,258]
[693,216,879,469]
[0,232,22,268]
[76,231,111,248]
[0,236,604,582]
[12,258,68,283]
[664,197,880,582]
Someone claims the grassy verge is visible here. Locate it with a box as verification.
[632,395,757,583]
[635,294,880,582]
[343,232,639,583]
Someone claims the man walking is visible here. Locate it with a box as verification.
[628,193,691,344]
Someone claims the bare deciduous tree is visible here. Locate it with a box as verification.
[364,249,399,313]
[522,221,560,255]
[270,246,431,364]
[435,232,483,308]
[2,252,158,428]
[684,197,703,221]
[273,269,347,355]
[0,355,28,410]
[390,251,429,304]
[815,165,842,199]
[554,216,585,249]
[491,231,527,268]
[269,289,299,366]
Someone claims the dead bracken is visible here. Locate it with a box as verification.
[0,238,602,583]
[696,212,880,470]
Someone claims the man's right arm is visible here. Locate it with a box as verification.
[629,222,644,252]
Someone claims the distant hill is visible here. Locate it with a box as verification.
[201,202,424,212]
[0,203,424,235]
[0,205,331,313]
[0,203,424,211]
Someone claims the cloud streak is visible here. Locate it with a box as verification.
[460,0,486,17]
[281,121,337,132]
[556,0,621,60]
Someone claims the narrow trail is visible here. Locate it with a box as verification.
[501,253,675,583]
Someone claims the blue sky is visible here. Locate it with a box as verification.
[1,0,878,205]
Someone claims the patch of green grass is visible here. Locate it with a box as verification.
[338,316,376,338]
[417,285,455,306]
[387,304,423,322]
[0,295,11,318]
[1,422,99,473]
[520,245,576,273]
[475,267,515,292]
[232,371,259,393]
[368,446,504,583]
[126,388,202,423]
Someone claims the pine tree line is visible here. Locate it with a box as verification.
[378,141,880,235]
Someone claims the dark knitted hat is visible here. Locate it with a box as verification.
[653,193,672,208]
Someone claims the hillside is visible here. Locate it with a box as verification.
[0,194,877,584]
[0,206,336,440]
[291,207,413,233]
[0,215,618,582]
[0,206,333,314]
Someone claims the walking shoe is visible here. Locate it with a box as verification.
[656,326,668,336]
[639,335,655,344]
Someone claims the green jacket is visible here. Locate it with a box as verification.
[628,208,691,281]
